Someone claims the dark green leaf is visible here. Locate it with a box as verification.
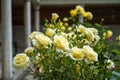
[84,22,93,27]
[111,49,120,55]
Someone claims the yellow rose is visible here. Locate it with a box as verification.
[32,39,41,48]
[63,17,68,22]
[64,23,69,27]
[103,30,113,39]
[24,47,34,57]
[94,35,100,45]
[45,28,55,37]
[59,22,63,26]
[90,28,98,34]
[67,27,72,32]
[35,34,52,46]
[60,26,66,32]
[84,29,94,42]
[89,28,100,45]
[70,9,77,17]
[51,13,59,20]
[54,35,69,50]
[13,53,30,69]
[48,23,54,28]
[73,28,77,32]
[77,24,86,33]
[69,47,84,60]
[106,59,115,69]
[85,12,93,20]
[81,9,86,17]
[83,45,98,64]
[29,31,43,40]
[75,5,84,12]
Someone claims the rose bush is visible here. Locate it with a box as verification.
[13,5,120,80]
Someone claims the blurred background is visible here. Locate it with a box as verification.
[0,0,120,55]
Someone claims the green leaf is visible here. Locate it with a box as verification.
[83,22,93,27]
[111,49,120,55]
[112,71,120,77]
[94,23,101,27]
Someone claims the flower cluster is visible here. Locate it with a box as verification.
[13,5,120,80]
[70,5,93,20]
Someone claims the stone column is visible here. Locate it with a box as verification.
[78,14,84,24]
[78,4,84,24]
[14,0,32,80]
[1,0,13,80]
[24,0,31,48]
[34,5,40,31]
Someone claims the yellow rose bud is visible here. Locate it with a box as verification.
[101,18,104,22]
[76,64,81,74]
[60,26,66,32]
[85,12,93,20]
[106,59,115,69]
[67,27,72,32]
[70,9,77,17]
[63,17,68,22]
[59,22,63,26]
[64,23,69,27]
[81,9,86,17]
[45,28,55,37]
[75,5,84,12]
[51,13,59,20]
[69,43,73,48]
[13,53,30,69]
[73,29,77,32]
[103,30,113,39]
[48,24,54,28]
[24,47,34,57]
